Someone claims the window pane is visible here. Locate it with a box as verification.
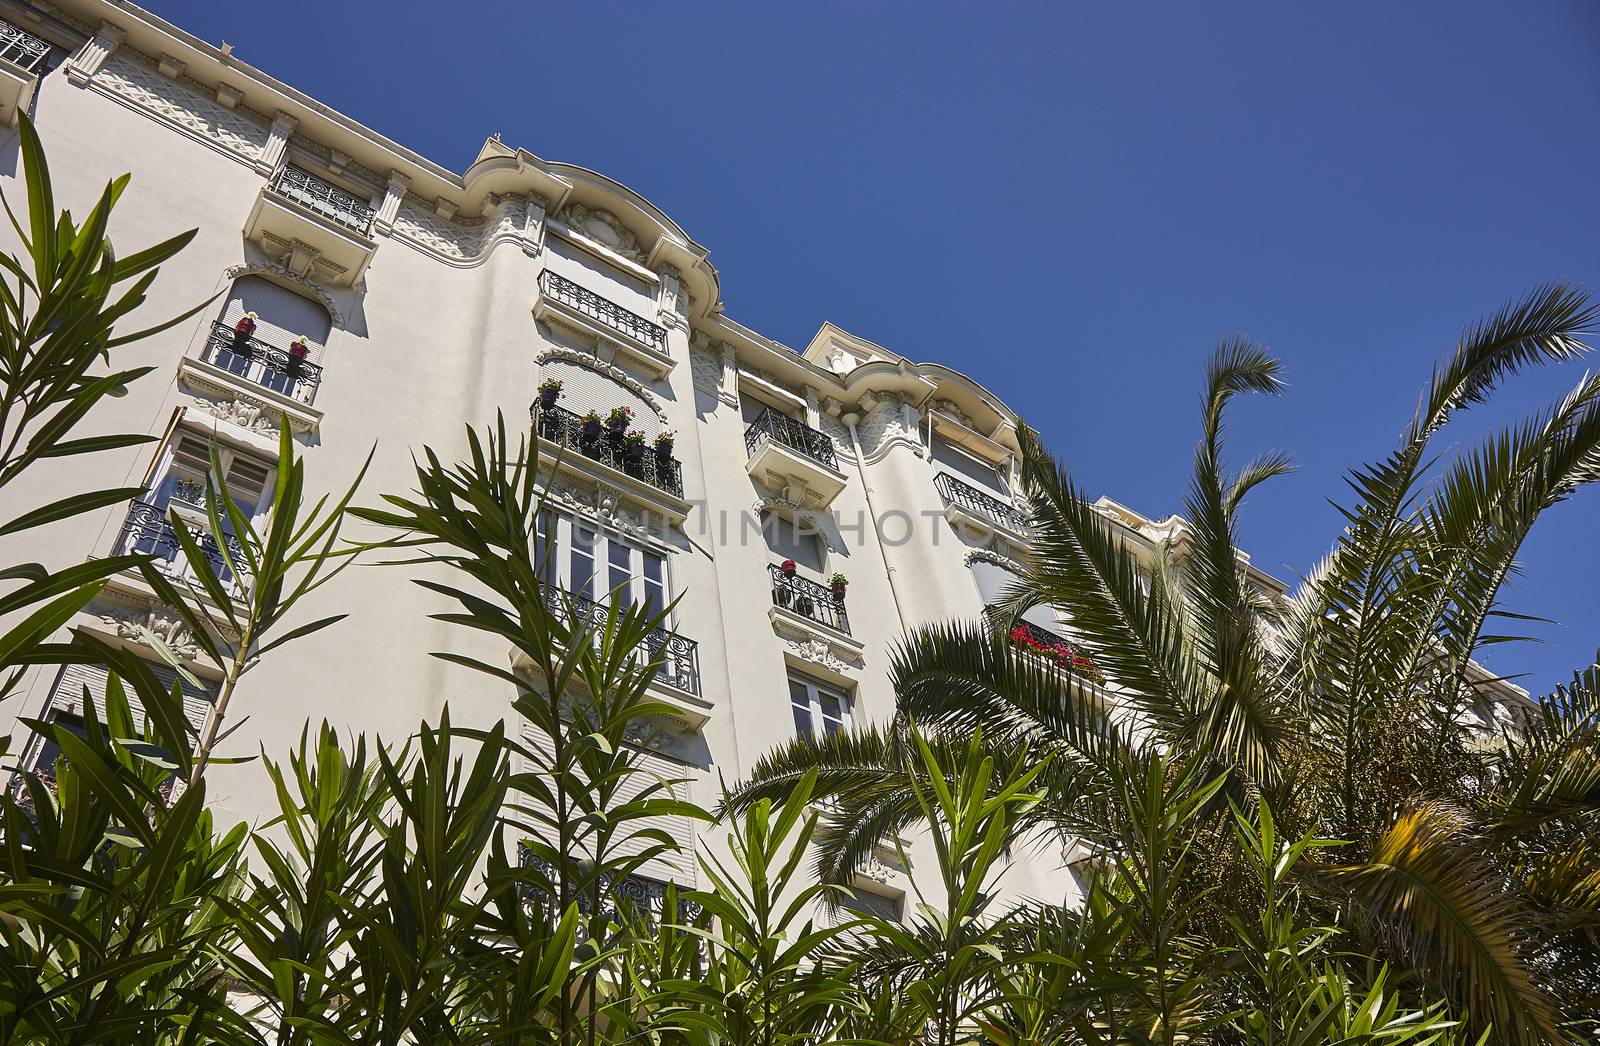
[535,511,557,585]
[608,541,633,605]
[819,692,844,734]
[789,680,813,739]
[570,526,596,597]
[642,551,665,617]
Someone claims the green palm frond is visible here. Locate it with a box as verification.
[1013,425,1209,744]
[1489,655,1600,835]
[1336,800,1566,1045]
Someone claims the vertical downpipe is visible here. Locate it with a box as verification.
[843,412,909,636]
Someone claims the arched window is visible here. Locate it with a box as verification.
[220,276,333,361]
[539,360,660,438]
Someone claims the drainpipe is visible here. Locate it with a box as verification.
[843,412,909,636]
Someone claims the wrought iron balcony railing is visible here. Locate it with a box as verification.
[538,270,666,351]
[769,564,850,635]
[0,19,49,72]
[744,406,838,470]
[533,402,685,499]
[269,164,375,234]
[935,471,1029,534]
[202,321,323,404]
[519,848,703,924]
[119,499,252,600]
[541,584,701,696]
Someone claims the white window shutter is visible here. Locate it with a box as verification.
[520,725,697,886]
[538,360,660,438]
[221,276,333,360]
[45,662,215,731]
[932,435,1010,496]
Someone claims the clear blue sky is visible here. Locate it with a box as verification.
[149,0,1600,693]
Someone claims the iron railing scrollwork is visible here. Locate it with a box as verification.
[202,321,323,404]
[769,564,851,635]
[935,471,1029,533]
[518,847,703,924]
[743,406,838,470]
[119,499,252,600]
[532,402,685,499]
[538,270,666,351]
[270,164,375,234]
[541,584,701,696]
[0,20,49,72]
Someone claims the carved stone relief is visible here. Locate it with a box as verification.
[560,203,644,262]
[543,479,671,543]
[855,395,922,464]
[94,51,270,159]
[98,605,201,662]
[190,394,280,436]
[392,192,537,264]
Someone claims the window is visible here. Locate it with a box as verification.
[537,360,660,438]
[789,673,851,740]
[535,510,671,616]
[969,559,1060,633]
[121,430,277,596]
[16,662,214,786]
[932,435,1009,497]
[841,887,902,922]
[220,275,332,359]
[760,510,825,575]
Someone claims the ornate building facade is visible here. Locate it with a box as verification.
[0,0,1335,914]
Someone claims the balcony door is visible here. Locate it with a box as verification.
[128,432,276,596]
[535,510,670,620]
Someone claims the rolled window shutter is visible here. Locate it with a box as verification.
[538,360,660,438]
[520,726,697,886]
[46,662,215,731]
[221,276,333,361]
[932,436,1009,496]
[970,560,1059,631]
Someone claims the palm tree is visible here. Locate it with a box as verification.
[729,284,1600,1044]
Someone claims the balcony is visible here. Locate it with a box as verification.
[534,270,673,377]
[769,565,850,635]
[744,407,847,509]
[541,585,702,699]
[936,472,1029,541]
[519,847,702,924]
[196,321,322,404]
[118,498,251,602]
[243,165,377,286]
[0,20,48,127]
[533,402,687,505]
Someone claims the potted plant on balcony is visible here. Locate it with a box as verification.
[607,405,634,436]
[654,429,675,459]
[287,337,310,374]
[829,572,848,600]
[232,311,257,352]
[622,429,647,463]
[774,560,796,607]
[580,409,603,440]
[537,377,563,409]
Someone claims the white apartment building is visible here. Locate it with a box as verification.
[0,0,1327,917]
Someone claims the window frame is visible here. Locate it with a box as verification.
[535,509,675,623]
[788,672,852,740]
[145,429,278,530]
